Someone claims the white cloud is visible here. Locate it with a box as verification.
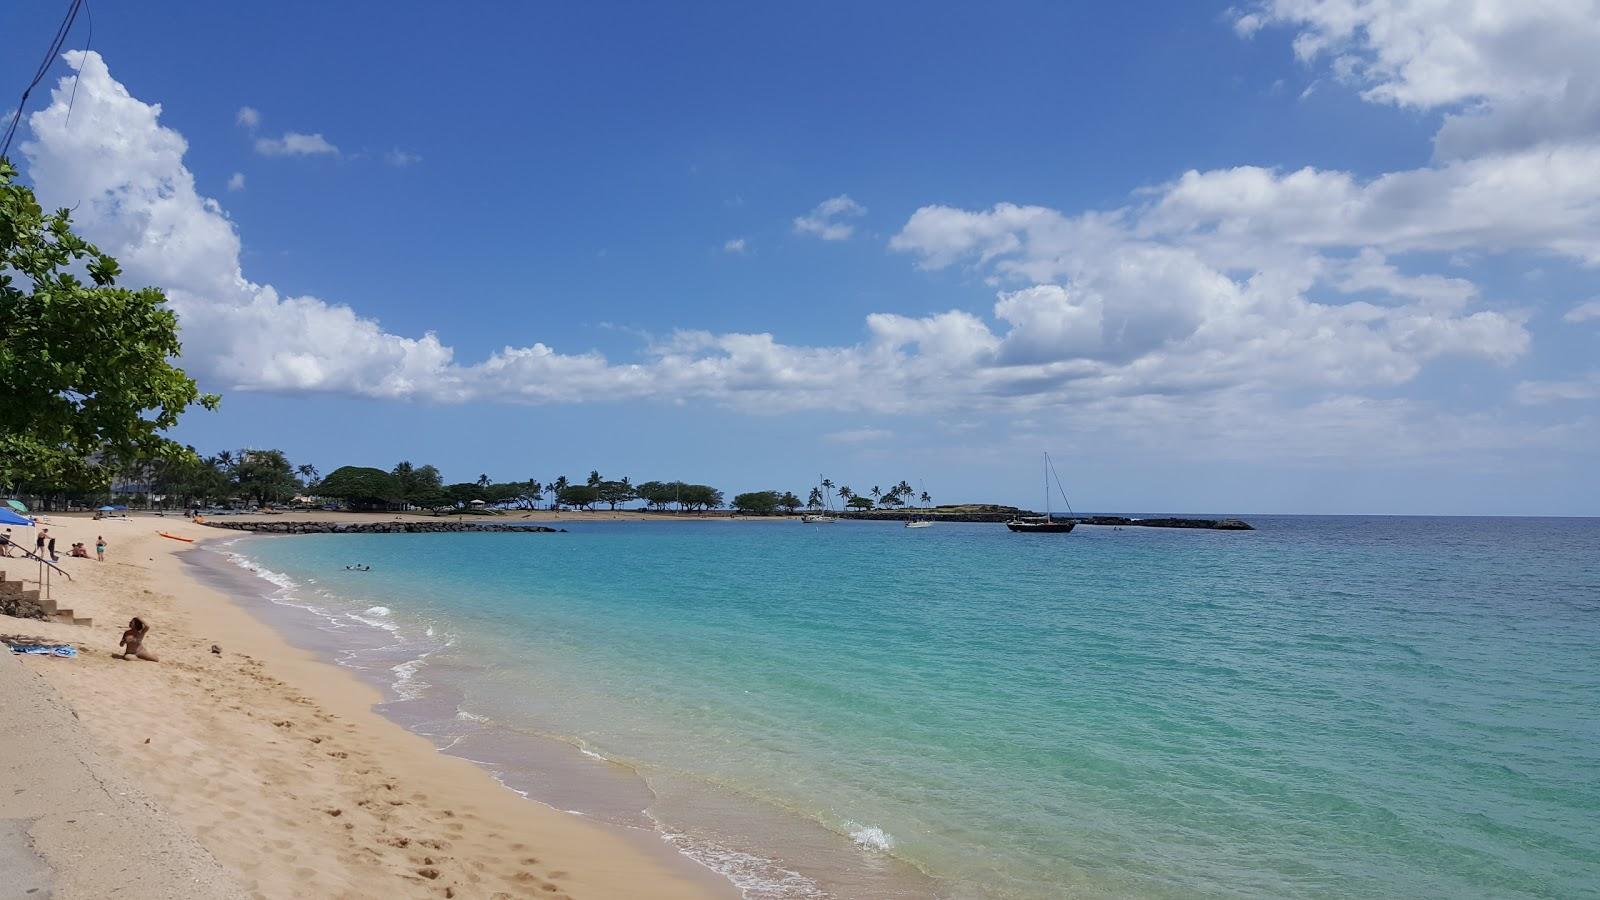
[1565,299,1600,323]
[1516,373,1600,405]
[823,428,892,444]
[14,48,1582,465]
[794,195,866,241]
[235,106,259,129]
[384,148,422,167]
[723,237,748,254]
[1236,0,1600,158]
[226,172,245,192]
[254,132,339,157]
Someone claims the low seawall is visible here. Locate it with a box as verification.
[200,521,565,535]
[833,512,1254,530]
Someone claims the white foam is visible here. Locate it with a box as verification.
[365,606,391,616]
[846,823,895,852]
[656,825,830,900]
[391,654,432,700]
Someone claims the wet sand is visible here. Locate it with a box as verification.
[1,514,733,900]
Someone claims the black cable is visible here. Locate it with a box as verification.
[1,0,86,159]
[63,1,93,130]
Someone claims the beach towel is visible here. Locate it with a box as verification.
[6,643,77,658]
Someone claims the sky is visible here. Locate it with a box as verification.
[3,0,1598,515]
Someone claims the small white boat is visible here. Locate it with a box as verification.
[904,520,933,528]
[801,514,837,524]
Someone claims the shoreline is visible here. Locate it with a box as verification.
[201,531,943,900]
[2,514,734,899]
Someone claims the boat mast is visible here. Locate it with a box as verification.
[1043,452,1050,521]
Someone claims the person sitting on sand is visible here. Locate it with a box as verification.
[115,617,159,662]
[68,543,90,558]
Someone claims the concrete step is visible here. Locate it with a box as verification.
[53,611,92,627]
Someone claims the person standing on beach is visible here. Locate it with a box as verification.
[96,536,106,562]
[0,529,11,557]
[47,535,58,562]
[36,528,47,556]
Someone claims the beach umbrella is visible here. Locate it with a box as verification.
[0,508,33,527]
[5,500,26,513]
[98,505,117,512]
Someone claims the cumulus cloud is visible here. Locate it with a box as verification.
[723,237,748,254]
[226,172,246,192]
[1235,0,1600,158]
[794,195,866,240]
[235,106,259,129]
[254,131,339,157]
[13,44,1580,461]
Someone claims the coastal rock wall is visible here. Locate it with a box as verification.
[0,573,47,620]
[834,512,1254,530]
[199,521,565,535]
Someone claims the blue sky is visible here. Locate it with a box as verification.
[5,1,1598,514]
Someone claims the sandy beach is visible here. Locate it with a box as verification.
[0,513,733,900]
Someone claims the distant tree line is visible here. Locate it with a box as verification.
[41,445,937,518]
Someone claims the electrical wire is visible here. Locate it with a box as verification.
[1,0,87,159]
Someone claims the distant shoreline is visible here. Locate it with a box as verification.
[179,508,1254,530]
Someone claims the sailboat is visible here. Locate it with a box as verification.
[1006,452,1076,534]
[905,481,934,528]
[801,475,837,523]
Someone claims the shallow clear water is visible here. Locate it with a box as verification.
[224,516,1600,899]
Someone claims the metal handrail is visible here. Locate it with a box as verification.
[2,542,74,581]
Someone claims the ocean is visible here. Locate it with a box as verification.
[198,515,1600,899]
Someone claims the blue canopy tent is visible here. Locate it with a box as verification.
[0,508,34,527]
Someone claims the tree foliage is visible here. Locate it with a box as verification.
[233,449,298,505]
[733,490,783,515]
[0,160,218,490]
[318,466,402,508]
[557,484,600,509]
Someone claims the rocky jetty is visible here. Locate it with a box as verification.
[835,510,1253,530]
[1074,516,1254,531]
[200,521,565,535]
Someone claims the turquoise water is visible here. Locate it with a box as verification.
[224,517,1600,899]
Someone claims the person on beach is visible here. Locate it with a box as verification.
[36,528,47,555]
[47,535,58,562]
[96,536,106,562]
[115,617,159,662]
[0,529,11,557]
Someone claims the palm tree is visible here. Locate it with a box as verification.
[837,485,853,507]
[215,450,235,470]
[476,473,490,488]
[894,480,914,503]
[587,470,602,487]
[552,475,569,509]
[820,477,835,510]
[807,487,823,509]
[870,485,883,505]
[297,464,319,488]
[920,490,931,509]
